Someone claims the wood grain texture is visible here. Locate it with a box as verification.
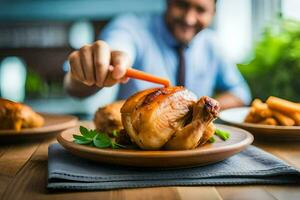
[0,121,300,200]
[0,142,39,177]
[176,187,222,200]
[217,186,276,200]
[264,186,300,200]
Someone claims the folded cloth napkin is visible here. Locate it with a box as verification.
[47,143,300,190]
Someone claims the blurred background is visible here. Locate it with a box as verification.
[0,0,299,119]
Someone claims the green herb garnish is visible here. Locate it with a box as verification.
[112,130,119,137]
[208,136,216,143]
[215,129,230,141]
[73,126,126,149]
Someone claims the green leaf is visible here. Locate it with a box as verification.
[215,129,230,141]
[79,126,90,137]
[93,133,112,148]
[79,126,98,139]
[208,137,215,143]
[74,139,92,145]
[73,126,129,149]
[112,130,119,137]
[88,129,99,138]
[73,134,92,142]
[112,142,127,149]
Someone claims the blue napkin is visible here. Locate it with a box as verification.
[47,143,300,190]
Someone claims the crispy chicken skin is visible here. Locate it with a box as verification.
[94,100,125,135]
[0,98,44,131]
[121,87,220,150]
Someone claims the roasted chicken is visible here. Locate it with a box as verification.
[0,98,44,131]
[94,100,125,135]
[121,86,220,150]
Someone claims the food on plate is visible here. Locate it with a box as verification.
[266,96,300,113]
[121,86,220,150]
[0,98,44,131]
[73,126,126,149]
[244,96,300,126]
[272,110,295,126]
[86,87,225,150]
[94,100,125,136]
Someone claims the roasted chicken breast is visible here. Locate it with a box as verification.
[121,87,220,150]
[0,98,44,131]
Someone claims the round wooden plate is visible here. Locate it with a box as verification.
[0,113,78,140]
[219,107,300,140]
[57,124,253,168]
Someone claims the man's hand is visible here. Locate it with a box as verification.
[68,40,130,88]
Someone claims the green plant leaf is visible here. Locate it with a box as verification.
[79,126,98,139]
[88,129,99,138]
[74,139,92,145]
[93,134,112,148]
[79,126,89,136]
[112,142,127,149]
[73,134,92,142]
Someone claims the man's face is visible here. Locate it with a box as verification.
[165,0,215,45]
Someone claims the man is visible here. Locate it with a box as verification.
[64,0,251,109]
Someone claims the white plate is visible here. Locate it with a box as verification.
[219,107,300,140]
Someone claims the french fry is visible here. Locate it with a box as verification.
[244,113,254,123]
[266,96,300,113]
[258,117,278,125]
[290,112,300,126]
[251,99,272,118]
[274,111,300,126]
[245,113,258,123]
[272,110,295,126]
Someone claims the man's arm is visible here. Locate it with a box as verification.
[63,41,131,98]
[64,15,138,98]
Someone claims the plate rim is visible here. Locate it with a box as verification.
[0,113,78,135]
[57,124,254,158]
[219,107,300,130]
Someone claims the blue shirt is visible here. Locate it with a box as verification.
[100,13,251,104]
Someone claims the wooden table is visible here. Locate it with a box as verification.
[1,121,300,200]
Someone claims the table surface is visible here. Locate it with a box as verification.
[1,121,300,200]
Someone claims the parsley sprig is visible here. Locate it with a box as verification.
[73,126,126,149]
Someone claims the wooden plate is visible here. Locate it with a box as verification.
[219,107,300,140]
[0,113,78,141]
[57,124,253,168]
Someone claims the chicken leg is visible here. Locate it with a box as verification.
[164,96,220,150]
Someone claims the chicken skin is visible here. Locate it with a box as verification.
[0,98,44,131]
[121,87,220,150]
[94,100,125,135]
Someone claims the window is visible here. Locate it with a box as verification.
[282,0,300,20]
[214,0,252,63]
[69,20,94,49]
[0,57,27,102]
